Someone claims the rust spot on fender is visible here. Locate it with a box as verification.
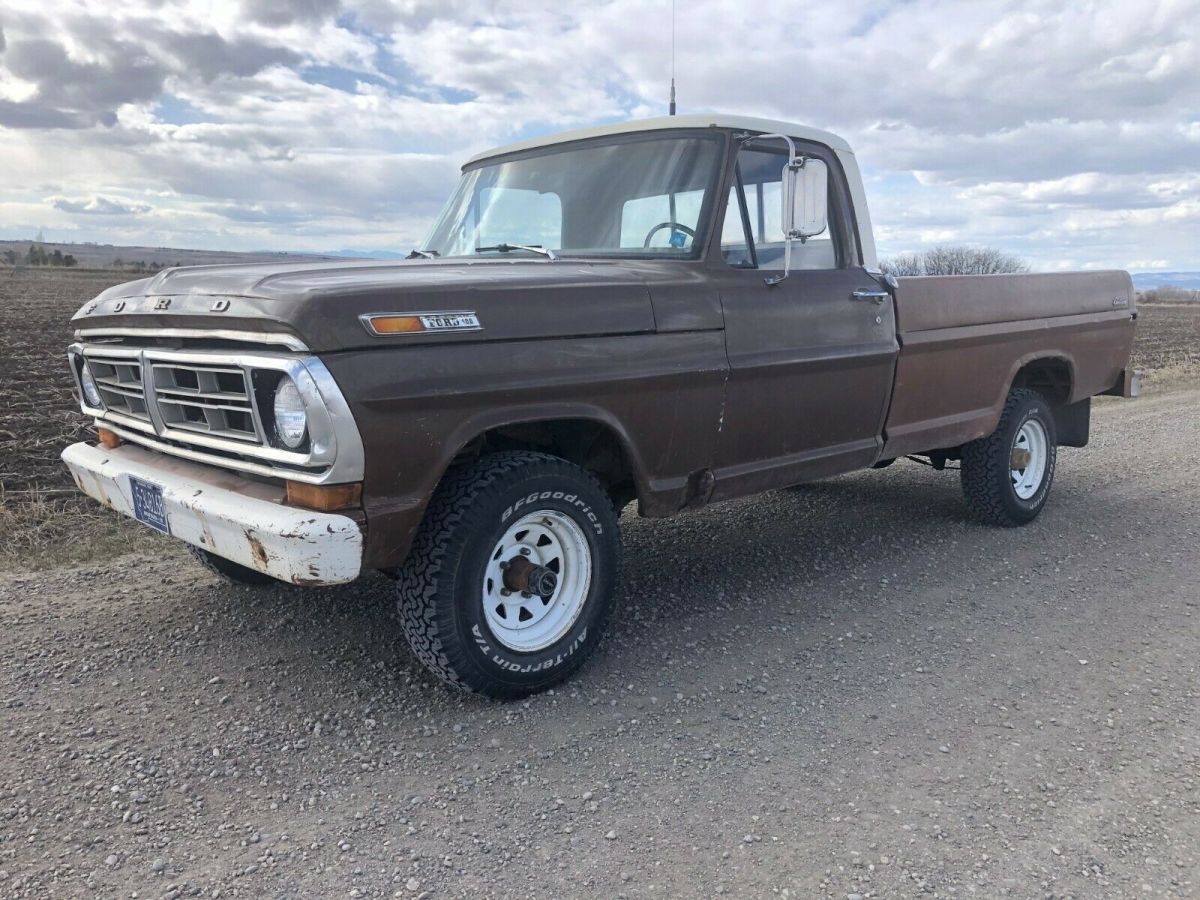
[194,510,215,548]
[90,473,114,509]
[291,564,324,587]
[244,530,270,568]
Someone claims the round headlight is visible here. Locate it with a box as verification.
[79,362,103,408]
[273,377,308,449]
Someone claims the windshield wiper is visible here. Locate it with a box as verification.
[407,248,439,259]
[474,243,558,260]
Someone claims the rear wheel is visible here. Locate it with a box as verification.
[396,451,621,698]
[188,546,278,586]
[960,388,1057,526]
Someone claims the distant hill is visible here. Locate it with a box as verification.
[327,248,408,260]
[0,239,379,270]
[1132,272,1200,292]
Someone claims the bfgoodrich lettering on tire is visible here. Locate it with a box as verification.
[396,451,621,698]
[961,388,1058,527]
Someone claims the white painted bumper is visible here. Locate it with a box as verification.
[61,442,363,585]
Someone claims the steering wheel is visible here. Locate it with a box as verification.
[643,222,697,249]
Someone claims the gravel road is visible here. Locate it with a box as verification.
[2,387,1197,899]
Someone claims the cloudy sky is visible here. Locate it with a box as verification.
[0,0,1197,270]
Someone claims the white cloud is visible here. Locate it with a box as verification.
[51,195,152,215]
[0,0,1196,267]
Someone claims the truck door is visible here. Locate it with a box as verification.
[709,139,899,499]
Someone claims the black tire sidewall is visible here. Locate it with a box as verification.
[999,396,1057,521]
[449,470,619,694]
[191,546,278,586]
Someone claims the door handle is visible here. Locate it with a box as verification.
[851,289,889,304]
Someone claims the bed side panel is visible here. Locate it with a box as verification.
[883,272,1135,458]
[893,270,1134,332]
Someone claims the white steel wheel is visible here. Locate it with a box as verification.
[1010,419,1049,500]
[482,510,593,653]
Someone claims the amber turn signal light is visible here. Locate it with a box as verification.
[363,315,426,334]
[97,427,122,449]
[285,480,363,512]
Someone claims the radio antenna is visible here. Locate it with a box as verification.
[668,0,676,115]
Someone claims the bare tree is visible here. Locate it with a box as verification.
[879,252,925,276]
[880,245,1029,277]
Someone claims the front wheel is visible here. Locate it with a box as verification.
[960,388,1057,526]
[396,451,621,698]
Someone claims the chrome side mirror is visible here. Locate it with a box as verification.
[755,133,829,286]
[784,158,828,241]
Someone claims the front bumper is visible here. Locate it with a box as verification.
[62,442,363,585]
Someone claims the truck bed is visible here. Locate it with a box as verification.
[882,271,1137,458]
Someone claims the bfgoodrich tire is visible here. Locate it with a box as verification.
[960,388,1057,526]
[188,546,279,586]
[396,451,621,699]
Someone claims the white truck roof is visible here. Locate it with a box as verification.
[466,114,854,165]
[464,114,876,270]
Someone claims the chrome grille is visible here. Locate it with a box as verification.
[151,362,260,443]
[85,352,151,423]
[69,339,366,486]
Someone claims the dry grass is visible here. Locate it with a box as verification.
[0,487,146,571]
[1130,302,1200,372]
[1141,360,1200,388]
[1128,302,1200,391]
[1,269,142,571]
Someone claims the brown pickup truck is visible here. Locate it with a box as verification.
[62,114,1139,697]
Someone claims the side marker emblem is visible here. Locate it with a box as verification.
[361,311,482,336]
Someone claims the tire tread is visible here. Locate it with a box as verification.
[396,451,618,696]
[960,388,1055,527]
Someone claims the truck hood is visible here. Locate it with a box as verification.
[72,258,662,352]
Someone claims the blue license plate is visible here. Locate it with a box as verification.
[129,475,170,535]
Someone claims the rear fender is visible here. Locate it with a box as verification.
[975,351,1077,436]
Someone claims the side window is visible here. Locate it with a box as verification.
[477,187,562,249]
[721,187,753,267]
[721,147,840,271]
[620,189,704,250]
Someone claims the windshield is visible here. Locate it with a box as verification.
[421,133,724,259]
